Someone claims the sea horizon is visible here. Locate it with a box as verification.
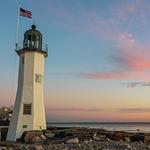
[47,121,150,133]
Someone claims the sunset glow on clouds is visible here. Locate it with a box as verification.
[1,0,150,121]
[39,0,150,82]
[80,34,150,80]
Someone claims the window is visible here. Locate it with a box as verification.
[28,34,32,47]
[36,41,39,48]
[28,34,31,41]
[32,35,36,41]
[35,74,42,83]
[23,104,32,115]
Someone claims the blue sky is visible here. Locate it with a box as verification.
[0,0,150,121]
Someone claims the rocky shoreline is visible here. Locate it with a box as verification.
[1,127,150,149]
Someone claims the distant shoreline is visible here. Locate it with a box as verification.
[47,121,150,124]
[47,122,150,133]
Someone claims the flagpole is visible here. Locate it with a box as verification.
[16,0,21,49]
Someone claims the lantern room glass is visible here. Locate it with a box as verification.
[23,26,42,50]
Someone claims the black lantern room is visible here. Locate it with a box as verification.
[16,25,48,57]
[24,24,42,49]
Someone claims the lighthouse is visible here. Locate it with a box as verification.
[6,25,48,141]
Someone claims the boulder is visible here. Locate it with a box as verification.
[106,138,111,141]
[84,139,93,144]
[124,143,132,149]
[130,133,144,142]
[93,133,106,141]
[32,144,45,150]
[22,130,47,143]
[40,134,47,140]
[44,132,55,139]
[125,137,130,142]
[62,147,68,150]
[30,136,43,143]
[66,138,79,144]
[55,130,74,138]
[147,144,150,149]
[84,140,89,144]
[0,146,7,150]
[144,136,150,144]
[107,131,126,141]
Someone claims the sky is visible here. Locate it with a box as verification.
[0,0,150,122]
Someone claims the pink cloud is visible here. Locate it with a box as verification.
[80,33,150,80]
[114,33,150,72]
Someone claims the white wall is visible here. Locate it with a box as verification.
[6,51,46,141]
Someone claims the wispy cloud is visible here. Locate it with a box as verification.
[43,0,150,38]
[118,108,150,113]
[48,107,150,113]
[114,0,150,25]
[47,108,104,112]
[79,71,130,80]
[125,82,150,88]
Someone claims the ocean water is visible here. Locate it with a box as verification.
[47,122,150,133]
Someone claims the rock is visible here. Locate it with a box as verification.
[84,139,93,144]
[2,127,150,149]
[62,147,68,150]
[84,140,89,144]
[44,132,55,139]
[30,136,43,143]
[93,133,99,141]
[130,133,144,142]
[0,146,7,150]
[22,130,47,143]
[107,131,126,141]
[32,144,45,150]
[125,137,130,142]
[139,141,144,145]
[144,136,150,144]
[124,143,132,149]
[106,138,111,141]
[66,138,79,144]
[55,130,75,138]
[40,134,47,140]
[20,145,30,149]
[93,133,106,141]
[147,144,150,149]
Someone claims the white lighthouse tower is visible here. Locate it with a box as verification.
[7,25,48,141]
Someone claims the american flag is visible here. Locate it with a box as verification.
[20,7,32,19]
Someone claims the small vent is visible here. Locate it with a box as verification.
[23,125,27,128]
